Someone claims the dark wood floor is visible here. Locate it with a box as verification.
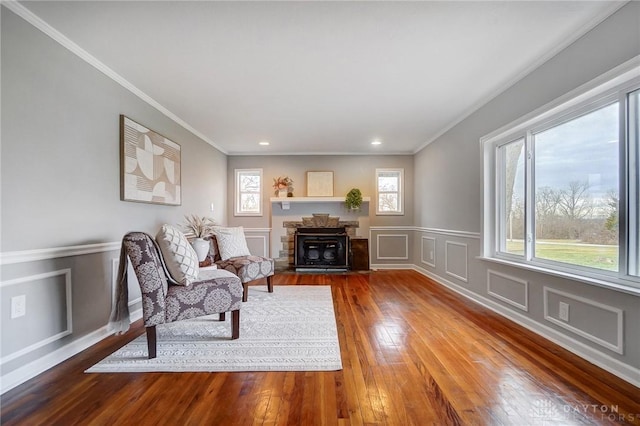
[2,270,639,425]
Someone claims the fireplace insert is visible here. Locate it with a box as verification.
[294,227,349,269]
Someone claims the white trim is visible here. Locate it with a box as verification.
[370,264,415,271]
[487,269,529,312]
[412,265,640,388]
[370,226,414,232]
[445,241,468,282]
[415,227,481,239]
[0,307,142,395]
[243,228,272,233]
[481,56,640,145]
[376,234,409,260]
[3,1,225,154]
[478,256,640,297]
[413,2,628,154]
[0,269,73,366]
[543,287,624,355]
[421,236,436,268]
[370,225,481,239]
[0,241,120,265]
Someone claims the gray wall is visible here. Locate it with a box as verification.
[1,6,228,383]
[2,1,639,392]
[412,2,640,381]
[227,155,414,260]
[227,155,414,228]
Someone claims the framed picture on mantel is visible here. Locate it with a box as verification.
[306,171,334,196]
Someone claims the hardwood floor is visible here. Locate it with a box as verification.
[2,270,639,425]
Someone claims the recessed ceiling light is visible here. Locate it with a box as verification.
[259,141,270,146]
[371,140,382,145]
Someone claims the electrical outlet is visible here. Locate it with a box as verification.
[11,295,26,319]
[559,301,569,322]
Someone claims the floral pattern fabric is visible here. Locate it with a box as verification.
[123,232,243,328]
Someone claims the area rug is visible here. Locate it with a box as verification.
[86,285,342,373]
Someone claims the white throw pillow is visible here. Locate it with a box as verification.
[213,226,251,260]
[156,224,199,286]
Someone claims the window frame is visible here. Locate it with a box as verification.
[375,168,404,216]
[234,168,263,217]
[481,58,640,292]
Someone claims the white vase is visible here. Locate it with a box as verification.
[278,189,288,198]
[191,238,209,262]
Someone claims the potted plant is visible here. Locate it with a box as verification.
[345,188,363,211]
[273,176,294,197]
[181,215,216,261]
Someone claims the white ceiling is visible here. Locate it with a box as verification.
[18,1,623,155]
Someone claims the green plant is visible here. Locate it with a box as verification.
[181,215,216,238]
[345,188,363,210]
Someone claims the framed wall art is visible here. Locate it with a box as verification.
[306,171,334,196]
[120,115,181,205]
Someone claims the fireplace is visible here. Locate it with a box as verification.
[295,227,349,269]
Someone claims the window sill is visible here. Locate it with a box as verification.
[477,256,640,297]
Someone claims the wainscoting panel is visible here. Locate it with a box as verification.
[376,234,409,260]
[421,236,436,268]
[543,287,623,354]
[445,241,468,282]
[487,269,528,312]
[0,269,72,365]
[244,228,271,258]
[245,236,268,257]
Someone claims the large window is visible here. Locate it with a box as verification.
[483,63,639,289]
[376,168,404,215]
[235,169,262,216]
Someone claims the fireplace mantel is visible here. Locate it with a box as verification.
[270,196,370,210]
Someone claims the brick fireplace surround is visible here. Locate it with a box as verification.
[275,213,358,270]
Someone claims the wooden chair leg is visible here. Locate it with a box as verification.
[219,312,225,321]
[146,326,157,359]
[242,282,248,302]
[231,310,240,339]
[267,275,273,293]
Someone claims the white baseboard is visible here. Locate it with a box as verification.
[0,308,142,395]
[411,265,640,388]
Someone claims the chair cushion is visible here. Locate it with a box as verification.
[215,255,275,283]
[156,224,199,286]
[165,271,243,322]
[212,226,251,260]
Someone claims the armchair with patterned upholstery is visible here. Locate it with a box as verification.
[206,226,275,302]
[110,231,243,359]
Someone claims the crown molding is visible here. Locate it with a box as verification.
[2,0,227,155]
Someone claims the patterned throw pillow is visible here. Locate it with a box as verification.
[212,226,251,261]
[156,224,199,286]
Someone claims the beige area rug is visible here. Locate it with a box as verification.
[86,285,342,373]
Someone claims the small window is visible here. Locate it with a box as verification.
[376,168,404,215]
[235,169,262,216]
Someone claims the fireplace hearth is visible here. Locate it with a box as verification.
[295,227,349,270]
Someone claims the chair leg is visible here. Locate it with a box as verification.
[242,282,248,302]
[267,275,273,293]
[146,326,157,359]
[219,312,225,321]
[231,310,240,339]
